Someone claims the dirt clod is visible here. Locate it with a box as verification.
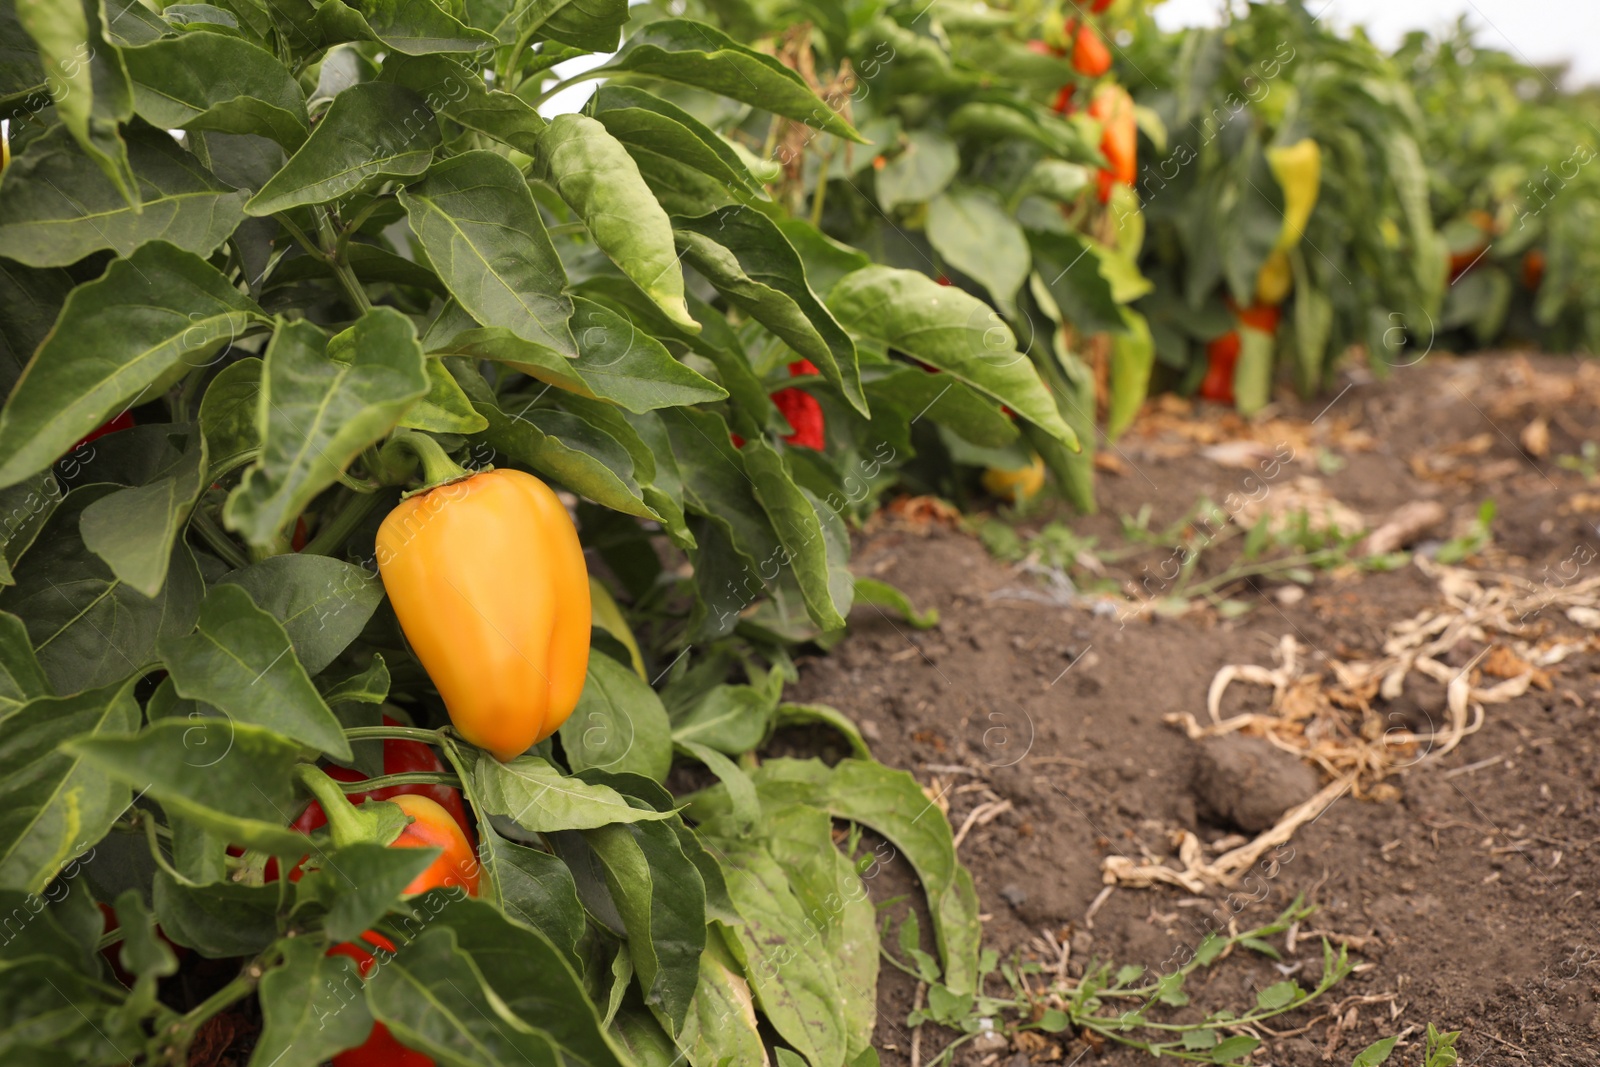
[1191,735,1321,834]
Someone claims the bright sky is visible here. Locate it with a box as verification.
[1153,0,1600,87]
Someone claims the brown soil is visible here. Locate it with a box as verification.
[785,354,1600,1066]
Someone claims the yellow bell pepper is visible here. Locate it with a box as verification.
[981,454,1047,504]
[377,468,591,762]
[1267,139,1321,252]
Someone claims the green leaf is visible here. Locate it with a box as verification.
[0,472,61,588]
[477,826,586,962]
[1210,1035,1260,1063]
[123,32,308,147]
[458,369,659,521]
[829,266,1077,448]
[1254,980,1300,1011]
[674,206,865,415]
[679,934,766,1067]
[605,19,863,143]
[851,577,938,629]
[582,813,706,1035]
[1351,1036,1399,1067]
[159,583,351,759]
[79,428,206,597]
[0,488,204,693]
[466,750,675,833]
[774,702,871,759]
[219,554,385,677]
[400,151,576,356]
[590,85,762,197]
[0,242,263,491]
[0,612,49,716]
[0,955,138,1062]
[399,358,490,434]
[254,937,374,1066]
[153,870,282,956]
[69,719,312,854]
[714,848,848,1067]
[877,130,958,211]
[0,123,249,267]
[676,739,760,835]
[0,677,139,892]
[314,0,497,56]
[224,310,429,546]
[1108,309,1154,439]
[112,888,179,985]
[927,189,1030,319]
[199,357,262,478]
[558,651,672,782]
[297,841,439,941]
[1028,229,1124,336]
[669,683,775,754]
[16,0,137,201]
[823,759,980,995]
[244,82,440,215]
[742,439,847,631]
[424,895,626,1067]
[380,53,547,155]
[563,297,727,410]
[525,0,626,50]
[535,113,695,333]
[366,927,564,1066]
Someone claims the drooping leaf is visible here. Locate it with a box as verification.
[159,583,351,759]
[0,242,263,491]
[15,0,137,200]
[0,612,49,716]
[400,150,576,356]
[674,206,865,415]
[198,356,262,478]
[153,871,283,956]
[314,0,497,56]
[0,472,63,587]
[876,130,958,211]
[678,933,767,1067]
[829,266,1077,448]
[224,311,429,546]
[926,189,1030,319]
[558,651,672,782]
[69,719,311,853]
[366,927,564,1066]
[0,123,249,267]
[741,439,848,631]
[466,750,675,833]
[245,82,440,215]
[381,53,546,155]
[669,683,776,754]
[399,358,490,433]
[219,554,385,676]
[254,937,374,1066]
[78,428,206,597]
[582,810,706,1035]
[477,826,587,962]
[0,677,139,893]
[604,19,863,142]
[0,488,204,693]
[535,113,696,333]
[590,84,762,198]
[123,32,308,147]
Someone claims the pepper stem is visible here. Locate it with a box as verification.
[294,764,386,850]
[380,429,477,493]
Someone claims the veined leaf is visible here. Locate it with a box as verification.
[0,242,263,491]
[0,677,139,893]
[15,0,137,201]
[0,488,204,693]
[674,206,865,416]
[605,19,864,143]
[399,150,576,356]
[0,612,49,717]
[79,427,207,597]
[123,32,308,148]
[314,0,497,56]
[69,719,311,854]
[245,82,440,215]
[158,583,351,759]
[218,554,384,676]
[198,357,262,479]
[0,124,248,267]
[224,311,428,546]
[558,651,672,782]
[535,113,696,333]
[382,53,547,155]
[254,938,373,1067]
[466,750,674,833]
[927,189,1030,319]
[829,266,1078,448]
[742,440,848,631]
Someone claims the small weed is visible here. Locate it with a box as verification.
[1434,499,1496,564]
[1555,440,1599,482]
